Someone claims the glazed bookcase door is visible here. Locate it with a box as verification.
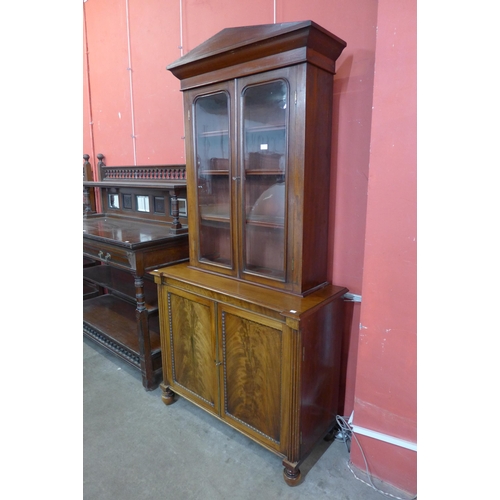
[186,82,237,277]
[185,63,329,295]
[218,303,286,454]
[240,77,289,282]
[234,66,303,292]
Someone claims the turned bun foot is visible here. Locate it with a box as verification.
[283,467,301,486]
[160,383,176,405]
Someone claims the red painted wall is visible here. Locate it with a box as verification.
[83,0,416,494]
[83,12,93,168]
[128,0,184,164]
[84,0,134,166]
[83,0,186,167]
[350,0,417,493]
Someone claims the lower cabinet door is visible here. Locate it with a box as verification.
[218,304,284,453]
[166,287,219,415]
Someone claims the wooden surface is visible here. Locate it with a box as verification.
[153,262,348,484]
[151,262,346,319]
[167,21,346,86]
[83,216,188,390]
[83,173,189,390]
[157,21,348,485]
[172,22,346,295]
[222,308,282,443]
[83,265,158,311]
[83,215,184,248]
[83,215,189,276]
[83,294,161,370]
[169,290,217,410]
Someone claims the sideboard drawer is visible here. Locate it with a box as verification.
[83,240,134,271]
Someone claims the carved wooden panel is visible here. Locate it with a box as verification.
[168,289,217,410]
[220,306,282,444]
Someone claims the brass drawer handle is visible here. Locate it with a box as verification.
[97,250,111,262]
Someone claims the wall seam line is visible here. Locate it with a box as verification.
[125,0,137,165]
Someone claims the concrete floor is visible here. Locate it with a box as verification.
[83,338,413,500]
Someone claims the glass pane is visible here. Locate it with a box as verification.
[194,92,232,267]
[108,194,120,209]
[136,195,150,212]
[242,80,287,280]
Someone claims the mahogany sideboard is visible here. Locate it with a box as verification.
[83,156,189,390]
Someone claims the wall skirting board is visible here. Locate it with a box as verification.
[351,425,417,452]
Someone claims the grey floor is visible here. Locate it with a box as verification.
[83,338,413,500]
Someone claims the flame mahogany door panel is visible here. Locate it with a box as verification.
[218,304,284,453]
[160,287,219,415]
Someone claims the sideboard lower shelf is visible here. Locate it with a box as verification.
[83,294,162,375]
[83,265,158,311]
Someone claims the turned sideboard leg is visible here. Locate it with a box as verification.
[135,275,155,390]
